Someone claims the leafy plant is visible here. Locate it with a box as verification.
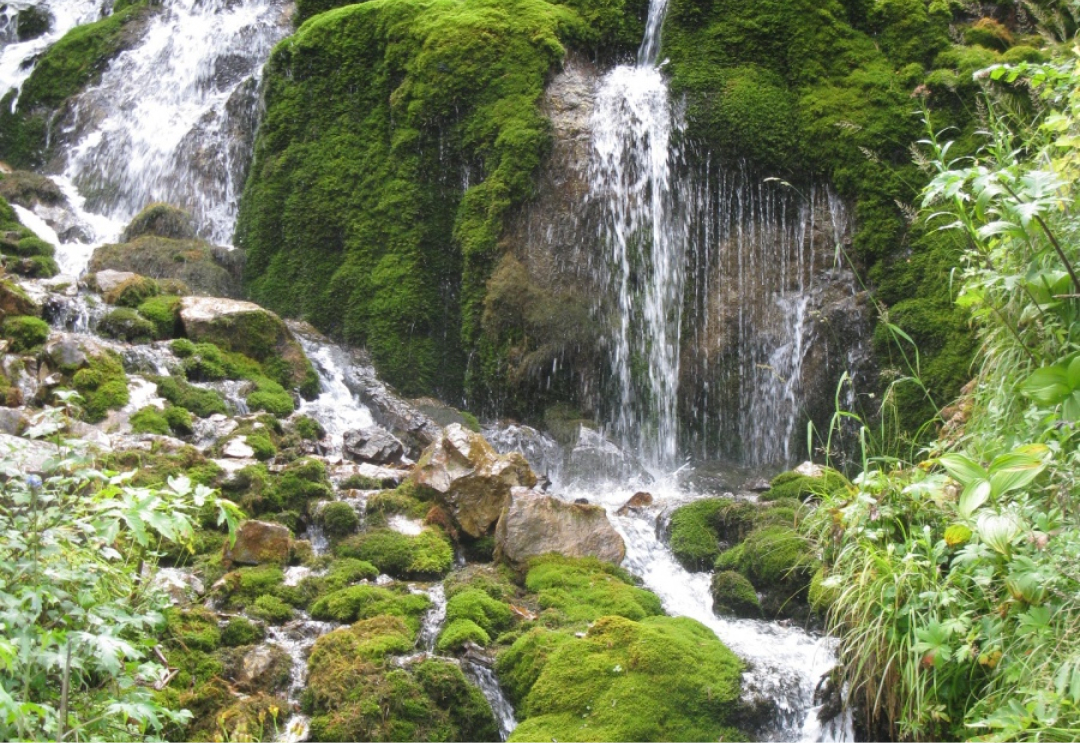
[0,402,242,740]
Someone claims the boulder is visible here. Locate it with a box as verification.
[0,408,27,435]
[152,567,205,607]
[234,644,291,694]
[89,236,242,298]
[343,426,404,464]
[179,296,315,394]
[90,269,138,295]
[0,433,57,473]
[565,426,652,486]
[0,279,40,317]
[224,520,292,566]
[222,436,256,459]
[494,487,626,567]
[616,491,653,516]
[414,424,536,538]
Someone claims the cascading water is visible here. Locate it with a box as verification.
[59,0,290,244]
[589,0,686,467]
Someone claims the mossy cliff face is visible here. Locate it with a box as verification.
[236,0,645,400]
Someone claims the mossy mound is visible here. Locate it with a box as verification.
[69,350,129,423]
[296,557,379,605]
[336,527,454,580]
[236,0,644,400]
[164,606,221,652]
[763,467,851,501]
[221,616,264,647]
[305,616,499,742]
[151,374,228,417]
[508,615,744,742]
[524,555,662,625]
[89,235,241,297]
[99,307,156,343]
[308,583,431,626]
[710,570,761,618]
[122,202,197,241]
[102,274,160,307]
[2,315,49,352]
[319,500,360,537]
[440,588,513,641]
[0,170,65,208]
[717,525,818,619]
[667,498,727,571]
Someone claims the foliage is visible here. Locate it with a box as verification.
[806,46,1080,740]
[0,403,241,740]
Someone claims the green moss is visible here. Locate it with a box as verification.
[136,295,182,339]
[130,406,170,435]
[336,527,454,580]
[306,619,498,742]
[2,315,49,352]
[169,338,196,357]
[98,307,156,343]
[247,431,277,460]
[444,588,513,635]
[12,236,55,257]
[250,594,294,624]
[214,565,306,612]
[163,405,194,436]
[524,555,662,625]
[151,374,228,417]
[164,607,221,652]
[436,618,491,652]
[71,351,129,422]
[298,557,380,605]
[294,414,325,440]
[104,274,160,307]
[495,628,575,706]
[122,202,197,241]
[320,501,360,537]
[236,0,642,400]
[444,564,517,602]
[739,525,817,594]
[765,467,851,502]
[247,380,295,417]
[88,235,240,298]
[365,487,429,519]
[221,616,264,647]
[714,542,745,573]
[667,498,726,571]
[309,583,431,628]
[710,570,761,618]
[509,615,744,742]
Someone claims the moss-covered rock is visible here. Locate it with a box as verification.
[70,350,129,422]
[236,0,644,399]
[130,405,170,435]
[122,202,197,241]
[103,274,160,307]
[306,616,498,741]
[710,570,761,618]
[764,466,851,501]
[667,498,726,571]
[524,555,662,625]
[0,278,40,318]
[98,307,156,342]
[336,527,454,580]
[2,315,49,352]
[250,594,294,624]
[89,235,242,297]
[309,583,431,626]
[509,615,744,742]
[319,501,360,537]
[221,616,264,647]
[151,374,228,417]
[164,606,221,652]
[136,295,182,338]
[0,170,65,208]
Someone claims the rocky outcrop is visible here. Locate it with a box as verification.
[414,424,536,538]
[179,296,315,393]
[343,427,404,465]
[494,487,626,567]
[89,237,241,298]
[224,520,292,566]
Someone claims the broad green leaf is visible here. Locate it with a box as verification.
[1064,391,1080,422]
[1020,365,1071,405]
[988,452,1046,496]
[977,512,1022,555]
[939,453,986,484]
[960,480,992,517]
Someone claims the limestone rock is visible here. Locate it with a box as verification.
[179,296,315,394]
[343,426,404,465]
[414,424,536,538]
[0,408,28,435]
[794,461,824,478]
[152,567,205,607]
[90,269,137,295]
[235,644,291,694]
[495,487,625,567]
[0,433,58,473]
[223,436,255,459]
[616,491,653,516]
[225,520,292,566]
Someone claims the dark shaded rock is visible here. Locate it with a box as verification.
[122,202,197,242]
[414,424,536,538]
[710,570,761,618]
[88,236,242,297]
[494,487,625,567]
[343,426,404,464]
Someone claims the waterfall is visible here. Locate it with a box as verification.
[589,0,685,467]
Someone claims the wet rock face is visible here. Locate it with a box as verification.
[494,487,626,567]
[343,426,404,465]
[225,519,292,566]
[414,424,537,538]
